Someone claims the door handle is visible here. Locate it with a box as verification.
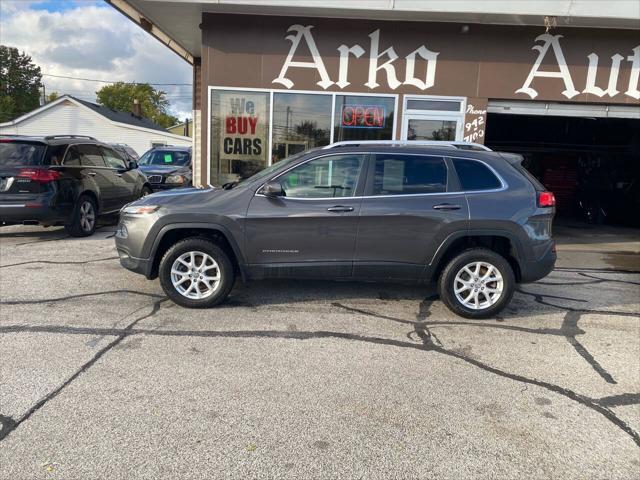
[327,205,354,213]
[86,171,97,177]
[433,203,461,211]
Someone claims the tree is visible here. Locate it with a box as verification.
[96,82,178,128]
[46,92,60,103]
[0,46,42,122]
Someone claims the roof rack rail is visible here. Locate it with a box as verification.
[44,135,97,140]
[322,140,492,151]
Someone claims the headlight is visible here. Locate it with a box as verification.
[121,205,160,215]
[165,174,185,185]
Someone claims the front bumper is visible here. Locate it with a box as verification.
[117,247,154,278]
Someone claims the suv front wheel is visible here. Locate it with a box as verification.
[437,248,515,319]
[159,238,235,308]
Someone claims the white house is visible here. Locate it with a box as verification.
[0,95,192,156]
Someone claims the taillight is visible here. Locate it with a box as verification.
[17,168,61,183]
[537,191,556,208]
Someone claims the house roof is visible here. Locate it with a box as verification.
[0,95,170,133]
[71,96,168,132]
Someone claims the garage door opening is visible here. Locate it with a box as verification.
[485,111,640,227]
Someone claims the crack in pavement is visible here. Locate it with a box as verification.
[0,290,163,306]
[562,311,617,384]
[1,269,638,449]
[577,272,640,286]
[2,323,638,447]
[0,297,168,442]
[0,257,119,269]
[595,393,640,407]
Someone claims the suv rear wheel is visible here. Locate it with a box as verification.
[159,237,235,308]
[65,195,97,237]
[437,248,515,319]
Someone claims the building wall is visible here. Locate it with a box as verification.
[0,99,192,156]
[198,13,639,185]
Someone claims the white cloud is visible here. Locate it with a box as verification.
[0,1,193,121]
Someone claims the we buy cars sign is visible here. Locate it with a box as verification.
[220,93,267,159]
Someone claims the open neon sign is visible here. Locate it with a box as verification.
[341,105,386,129]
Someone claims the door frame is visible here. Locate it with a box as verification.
[401,94,466,141]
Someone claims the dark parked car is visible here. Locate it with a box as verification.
[110,143,139,162]
[115,141,556,318]
[137,146,192,191]
[0,135,152,236]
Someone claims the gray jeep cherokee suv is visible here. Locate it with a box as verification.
[115,141,556,318]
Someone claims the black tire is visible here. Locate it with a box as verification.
[140,186,153,198]
[437,248,515,319]
[159,237,235,308]
[65,194,97,237]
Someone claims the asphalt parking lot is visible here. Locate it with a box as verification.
[0,225,639,479]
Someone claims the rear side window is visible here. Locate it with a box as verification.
[452,158,501,191]
[63,147,81,166]
[512,162,545,192]
[77,144,106,167]
[372,154,447,195]
[0,141,45,166]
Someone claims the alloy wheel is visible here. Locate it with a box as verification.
[79,201,95,232]
[453,261,503,310]
[170,251,221,299]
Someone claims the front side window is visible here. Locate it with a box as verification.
[77,145,105,167]
[101,147,127,169]
[452,158,501,191]
[277,154,365,198]
[372,154,447,196]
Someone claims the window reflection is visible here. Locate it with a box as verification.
[407,119,457,141]
[272,93,332,163]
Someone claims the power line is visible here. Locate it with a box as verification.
[43,73,192,86]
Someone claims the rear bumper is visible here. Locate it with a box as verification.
[519,242,556,283]
[0,204,68,226]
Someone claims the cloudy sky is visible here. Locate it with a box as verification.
[0,0,193,121]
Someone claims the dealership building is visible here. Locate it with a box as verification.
[109,0,639,218]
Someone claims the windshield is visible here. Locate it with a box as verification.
[139,150,190,166]
[0,141,46,166]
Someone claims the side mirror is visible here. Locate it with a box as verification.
[260,180,284,197]
[128,160,138,170]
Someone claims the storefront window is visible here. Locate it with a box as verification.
[210,89,270,185]
[406,119,457,141]
[333,95,395,142]
[271,92,332,163]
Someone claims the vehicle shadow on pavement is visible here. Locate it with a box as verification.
[219,270,639,321]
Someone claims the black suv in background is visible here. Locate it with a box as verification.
[0,135,152,236]
[137,146,192,191]
[115,141,556,318]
